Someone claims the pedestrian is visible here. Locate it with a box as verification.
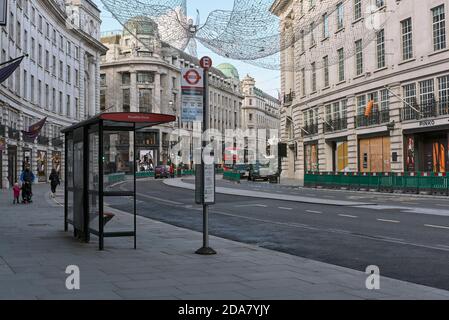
[49,169,60,197]
[20,167,35,203]
[12,182,21,204]
[169,163,175,178]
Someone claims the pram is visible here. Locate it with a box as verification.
[21,182,33,203]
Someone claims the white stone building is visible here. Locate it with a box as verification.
[0,0,107,188]
[100,18,243,167]
[271,0,449,184]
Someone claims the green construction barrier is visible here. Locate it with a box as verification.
[136,171,154,178]
[106,172,126,184]
[223,171,241,182]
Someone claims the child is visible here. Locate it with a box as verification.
[13,183,21,204]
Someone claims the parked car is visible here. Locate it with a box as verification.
[248,161,278,183]
[154,165,170,179]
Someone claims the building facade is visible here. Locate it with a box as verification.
[0,0,107,188]
[100,18,243,168]
[271,0,449,184]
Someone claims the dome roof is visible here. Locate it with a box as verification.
[123,16,159,37]
[216,63,240,80]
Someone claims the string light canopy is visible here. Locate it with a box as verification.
[99,0,400,71]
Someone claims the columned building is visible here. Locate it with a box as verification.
[241,74,281,159]
[100,18,243,168]
[271,0,449,185]
[0,0,107,188]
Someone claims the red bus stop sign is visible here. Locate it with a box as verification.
[200,56,213,70]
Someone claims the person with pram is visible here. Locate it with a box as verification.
[20,167,35,204]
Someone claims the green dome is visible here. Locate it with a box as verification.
[123,16,159,37]
[217,63,240,80]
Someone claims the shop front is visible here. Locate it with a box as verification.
[404,129,449,173]
[326,139,349,172]
[7,145,17,186]
[135,130,160,172]
[358,135,391,173]
[37,150,47,182]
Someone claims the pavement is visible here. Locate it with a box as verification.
[1,184,449,299]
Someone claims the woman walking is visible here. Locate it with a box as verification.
[49,169,60,198]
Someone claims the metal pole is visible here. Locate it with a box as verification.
[133,125,137,250]
[196,67,216,255]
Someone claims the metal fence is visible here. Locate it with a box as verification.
[304,171,449,196]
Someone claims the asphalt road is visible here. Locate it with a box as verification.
[106,178,449,291]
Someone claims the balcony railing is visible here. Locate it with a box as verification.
[302,123,319,137]
[283,91,295,105]
[324,118,348,133]
[7,127,20,140]
[355,110,390,128]
[52,137,64,148]
[401,101,449,121]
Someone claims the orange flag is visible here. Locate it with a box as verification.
[365,100,374,117]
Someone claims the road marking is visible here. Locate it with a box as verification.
[235,204,268,208]
[306,210,322,214]
[425,224,449,230]
[436,204,449,207]
[376,235,404,242]
[377,219,400,224]
[136,193,184,205]
[279,207,293,211]
[338,214,358,219]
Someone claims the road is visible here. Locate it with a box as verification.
[106,178,449,291]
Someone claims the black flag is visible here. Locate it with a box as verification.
[0,56,25,84]
[22,117,47,141]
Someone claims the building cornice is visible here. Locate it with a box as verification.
[270,0,294,16]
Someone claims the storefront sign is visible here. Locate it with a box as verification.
[181,68,204,123]
[419,120,435,127]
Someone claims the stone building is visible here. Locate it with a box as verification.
[271,0,449,184]
[0,0,107,188]
[100,17,243,167]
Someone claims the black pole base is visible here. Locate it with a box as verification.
[195,247,217,255]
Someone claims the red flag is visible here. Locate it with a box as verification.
[22,117,47,141]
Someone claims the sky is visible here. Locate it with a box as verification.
[93,0,281,97]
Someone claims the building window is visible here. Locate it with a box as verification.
[376,29,385,69]
[323,13,329,39]
[100,74,106,87]
[137,72,154,84]
[100,90,106,111]
[403,83,417,120]
[419,79,435,108]
[438,75,449,115]
[323,56,329,87]
[337,2,344,30]
[310,22,315,47]
[123,89,130,112]
[354,0,362,21]
[139,88,152,112]
[75,69,79,87]
[356,95,367,115]
[300,30,305,52]
[67,66,71,84]
[401,18,413,60]
[122,72,131,85]
[337,48,345,82]
[67,95,71,117]
[355,39,363,76]
[301,68,306,96]
[30,75,35,103]
[432,5,446,51]
[311,62,316,92]
[59,61,63,80]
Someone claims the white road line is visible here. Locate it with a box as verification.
[136,193,184,205]
[425,224,449,230]
[436,204,449,207]
[377,219,400,224]
[306,210,322,214]
[235,204,268,208]
[279,207,293,211]
[338,214,358,219]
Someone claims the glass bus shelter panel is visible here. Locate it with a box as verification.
[103,131,134,191]
[73,141,84,232]
[66,138,74,225]
[101,196,135,235]
[88,131,100,234]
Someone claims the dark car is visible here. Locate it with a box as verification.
[155,165,170,179]
[248,161,279,183]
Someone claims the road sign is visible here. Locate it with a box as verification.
[200,56,213,70]
[181,67,204,122]
[0,0,6,26]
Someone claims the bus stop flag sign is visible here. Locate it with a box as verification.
[181,68,204,122]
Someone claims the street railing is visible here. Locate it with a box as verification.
[355,110,390,128]
[304,171,449,196]
[324,118,348,133]
[401,101,449,121]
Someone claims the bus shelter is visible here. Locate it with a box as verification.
[61,113,176,250]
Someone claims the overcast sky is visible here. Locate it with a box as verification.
[93,0,281,98]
